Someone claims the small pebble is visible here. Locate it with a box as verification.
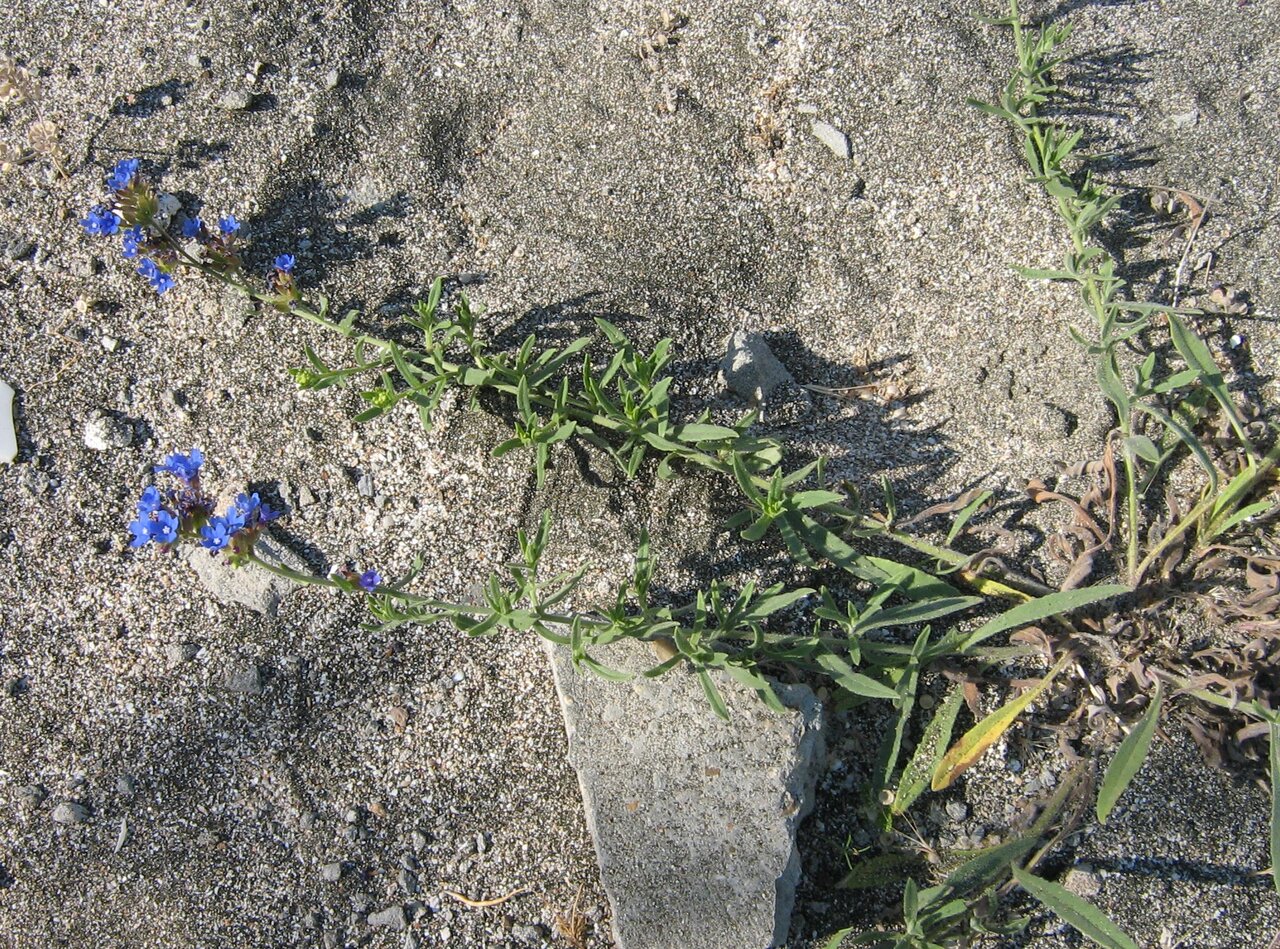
[412,830,428,852]
[324,69,340,90]
[811,120,850,159]
[18,784,47,808]
[216,89,254,111]
[83,413,133,452]
[116,774,137,796]
[100,336,120,353]
[165,643,198,665]
[321,861,343,883]
[52,802,89,825]
[398,867,418,895]
[367,905,408,931]
[226,665,264,694]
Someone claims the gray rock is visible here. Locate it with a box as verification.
[182,532,304,616]
[721,331,811,423]
[216,89,254,111]
[226,665,264,694]
[511,923,545,945]
[397,866,417,895]
[411,830,428,852]
[115,774,137,796]
[324,69,340,90]
[164,642,199,665]
[722,331,791,403]
[356,472,374,498]
[321,861,343,883]
[810,119,850,159]
[367,905,408,931]
[52,802,89,825]
[544,638,824,949]
[18,784,46,808]
[4,238,34,261]
[83,413,133,452]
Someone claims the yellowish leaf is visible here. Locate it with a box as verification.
[931,652,1072,790]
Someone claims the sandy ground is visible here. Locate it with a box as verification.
[2,0,1279,946]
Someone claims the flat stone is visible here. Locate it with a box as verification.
[544,638,824,949]
[321,861,343,883]
[367,905,408,931]
[183,532,304,616]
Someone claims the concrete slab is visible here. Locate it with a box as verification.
[545,639,825,949]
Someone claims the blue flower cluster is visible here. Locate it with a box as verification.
[82,158,303,308]
[129,448,280,557]
[199,492,281,552]
[105,158,140,192]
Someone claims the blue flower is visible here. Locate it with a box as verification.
[273,254,295,273]
[137,485,163,514]
[358,569,382,592]
[130,508,179,547]
[121,226,146,259]
[151,510,179,544]
[156,448,203,484]
[181,217,203,239]
[137,258,176,294]
[81,205,120,237]
[106,158,140,191]
[199,515,237,551]
[218,215,240,236]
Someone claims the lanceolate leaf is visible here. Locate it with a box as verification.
[895,686,966,817]
[1010,866,1139,949]
[1166,311,1247,440]
[932,653,1072,790]
[959,585,1127,653]
[1097,681,1162,824]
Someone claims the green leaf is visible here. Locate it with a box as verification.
[1121,435,1160,465]
[1095,355,1131,419]
[959,584,1128,652]
[1010,866,1139,949]
[1097,681,1162,824]
[674,422,743,443]
[836,852,920,890]
[1167,312,1247,440]
[811,649,897,701]
[578,653,634,682]
[721,664,786,713]
[790,489,847,511]
[895,686,966,816]
[854,596,982,635]
[698,670,730,720]
[1014,265,1079,282]
[941,834,1038,899]
[594,317,628,349]
[947,490,993,545]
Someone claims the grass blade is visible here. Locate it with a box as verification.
[1010,866,1139,949]
[1097,681,1162,823]
[932,653,1071,790]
